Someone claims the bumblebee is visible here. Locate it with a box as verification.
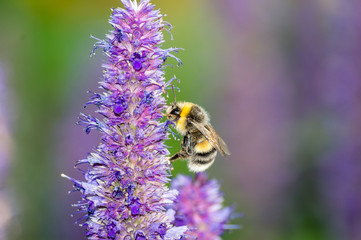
[165,102,230,172]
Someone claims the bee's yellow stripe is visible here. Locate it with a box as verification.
[176,103,193,133]
[180,102,193,118]
[195,139,213,153]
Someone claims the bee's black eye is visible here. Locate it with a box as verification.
[170,108,180,116]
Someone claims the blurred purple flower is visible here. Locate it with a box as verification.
[171,173,238,240]
[0,62,15,239]
[0,63,13,187]
[62,0,186,239]
[318,1,361,239]
[216,0,294,238]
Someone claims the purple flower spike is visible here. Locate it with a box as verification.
[62,0,186,239]
[171,173,239,240]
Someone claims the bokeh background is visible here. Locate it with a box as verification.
[0,0,360,239]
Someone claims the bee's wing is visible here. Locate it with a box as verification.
[190,121,231,157]
[216,133,231,156]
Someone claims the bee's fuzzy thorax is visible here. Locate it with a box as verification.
[192,103,210,123]
[173,102,210,135]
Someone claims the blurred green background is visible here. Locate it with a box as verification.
[0,0,360,239]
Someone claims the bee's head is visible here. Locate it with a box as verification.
[165,103,181,122]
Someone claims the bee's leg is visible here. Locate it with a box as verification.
[168,150,190,163]
[181,135,188,152]
[182,135,193,155]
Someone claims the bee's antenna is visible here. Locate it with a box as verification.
[172,85,176,104]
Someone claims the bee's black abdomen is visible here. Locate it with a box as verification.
[193,150,217,164]
[188,147,217,172]
[196,147,216,158]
